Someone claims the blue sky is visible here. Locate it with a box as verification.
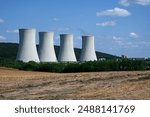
[0,0,150,57]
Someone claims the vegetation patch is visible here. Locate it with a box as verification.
[0,58,149,73]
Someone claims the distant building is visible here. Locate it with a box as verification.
[121,55,128,59]
[98,58,106,61]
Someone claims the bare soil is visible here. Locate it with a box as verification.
[0,67,150,100]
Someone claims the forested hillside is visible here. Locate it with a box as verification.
[0,42,119,60]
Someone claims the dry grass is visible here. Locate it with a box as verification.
[0,67,150,100]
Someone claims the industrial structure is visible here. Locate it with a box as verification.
[58,34,77,62]
[16,28,98,63]
[38,32,57,62]
[16,29,40,62]
[80,36,97,61]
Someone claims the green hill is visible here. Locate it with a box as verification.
[0,42,119,60]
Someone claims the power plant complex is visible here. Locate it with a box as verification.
[16,28,97,62]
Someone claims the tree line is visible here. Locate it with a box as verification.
[0,58,149,73]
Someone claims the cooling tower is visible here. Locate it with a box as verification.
[38,32,57,62]
[80,35,97,61]
[16,29,40,62]
[58,34,77,62]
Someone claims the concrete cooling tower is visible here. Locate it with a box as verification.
[16,29,40,62]
[80,35,97,61]
[38,32,57,62]
[58,34,77,62]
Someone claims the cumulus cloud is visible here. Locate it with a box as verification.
[129,32,139,38]
[0,18,4,23]
[96,8,131,17]
[6,29,19,33]
[119,0,150,6]
[96,21,116,27]
[0,35,6,41]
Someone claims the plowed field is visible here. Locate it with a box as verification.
[0,67,150,99]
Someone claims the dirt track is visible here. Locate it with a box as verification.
[0,67,150,99]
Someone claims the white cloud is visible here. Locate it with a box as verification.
[112,36,127,46]
[96,8,131,17]
[53,18,59,21]
[113,36,121,40]
[0,18,4,23]
[6,29,19,33]
[129,32,139,38]
[120,0,150,6]
[112,36,123,45]
[0,35,6,40]
[112,36,139,48]
[96,21,116,27]
[119,0,130,6]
